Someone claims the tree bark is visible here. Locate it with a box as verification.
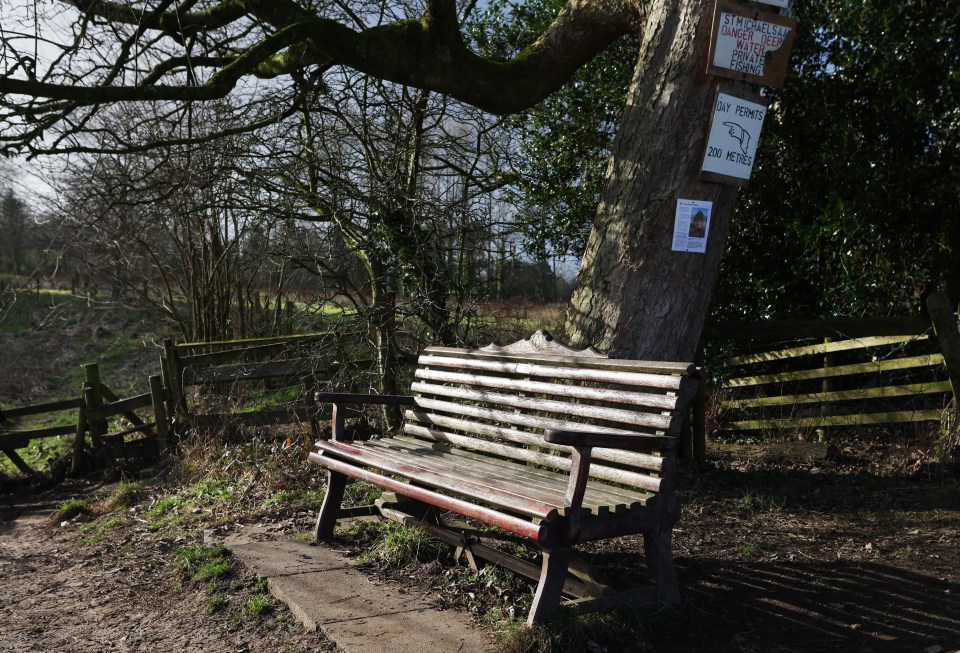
[566,0,749,361]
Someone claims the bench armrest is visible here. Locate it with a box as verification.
[544,429,673,452]
[314,392,416,407]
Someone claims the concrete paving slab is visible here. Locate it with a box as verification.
[228,537,493,653]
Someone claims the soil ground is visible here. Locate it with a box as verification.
[3,441,958,653]
[0,479,336,653]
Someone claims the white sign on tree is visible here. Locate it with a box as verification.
[706,3,797,87]
[700,92,767,185]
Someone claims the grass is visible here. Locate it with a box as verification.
[173,544,234,583]
[55,496,94,521]
[355,520,447,568]
[77,516,124,546]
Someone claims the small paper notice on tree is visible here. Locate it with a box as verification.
[672,199,713,253]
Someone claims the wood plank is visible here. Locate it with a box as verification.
[418,354,687,389]
[1,447,38,477]
[86,392,153,421]
[412,397,659,438]
[393,431,655,508]
[726,354,945,387]
[0,398,84,419]
[384,435,621,516]
[413,368,680,409]
[722,381,953,409]
[422,347,696,377]
[310,450,549,541]
[190,407,318,429]
[0,424,76,443]
[180,340,328,367]
[727,335,930,366]
[403,409,665,472]
[176,330,337,353]
[183,359,324,385]
[411,382,674,431]
[312,440,565,520]
[727,409,945,430]
[360,439,594,514]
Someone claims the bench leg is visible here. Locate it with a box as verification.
[314,470,348,541]
[527,547,571,626]
[643,528,681,605]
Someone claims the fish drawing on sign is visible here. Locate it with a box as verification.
[722,121,751,155]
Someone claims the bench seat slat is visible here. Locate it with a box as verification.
[403,410,666,472]
[401,424,663,494]
[360,440,581,514]
[413,369,680,410]
[315,439,567,521]
[393,432,655,510]
[374,437,630,516]
[309,452,545,541]
[413,381,674,430]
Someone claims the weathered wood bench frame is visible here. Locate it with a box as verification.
[308,331,699,625]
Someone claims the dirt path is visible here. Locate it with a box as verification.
[0,484,336,653]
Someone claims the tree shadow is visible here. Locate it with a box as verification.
[655,556,960,652]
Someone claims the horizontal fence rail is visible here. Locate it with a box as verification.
[695,293,960,454]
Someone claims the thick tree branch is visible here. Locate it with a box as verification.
[249,0,639,114]
[4,1,636,113]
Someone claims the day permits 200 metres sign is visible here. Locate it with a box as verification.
[700,92,767,185]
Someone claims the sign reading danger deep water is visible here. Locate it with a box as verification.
[707,2,797,88]
[700,91,767,186]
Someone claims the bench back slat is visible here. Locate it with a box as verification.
[414,368,681,410]
[411,381,676,431]
[417,354,687,389]
[403,409,666,471]
[422,347,695,376]
[403,335,697,503]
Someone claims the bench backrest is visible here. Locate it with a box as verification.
[401,332,698,503]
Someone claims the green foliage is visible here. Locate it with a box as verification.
[356,520,446,568]
[717,0,960,319]
[471,0,637,259]
[245,593,273,617]
[109,480,147,509]
[56,497,93,521]
[495,607,661,653]
[173,544,234,583]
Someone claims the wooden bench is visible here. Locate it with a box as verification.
[308,331,699,625]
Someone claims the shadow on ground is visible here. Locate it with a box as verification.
[655,557,960,652]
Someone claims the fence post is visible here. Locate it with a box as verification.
[149,374,169,454]
[692,342,707,463]
[83,364,107,450]
[161,339,188,417]
[926,291,960,426]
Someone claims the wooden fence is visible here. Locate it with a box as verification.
[0,363,167,478]
[1,328,365,479]
[687,292,960,461]
[159,328,366,432]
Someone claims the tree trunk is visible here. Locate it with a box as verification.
[566,0,751,361]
